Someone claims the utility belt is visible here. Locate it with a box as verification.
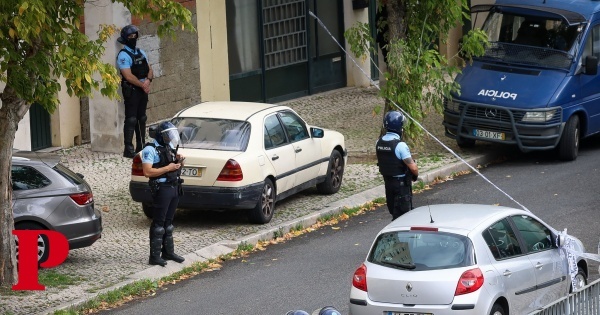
[121,80,143,98]
[149,178,184,197]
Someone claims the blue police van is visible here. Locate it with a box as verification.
[443,0,600,161]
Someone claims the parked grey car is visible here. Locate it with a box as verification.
[349,204,588,315]
[12,152,102,262]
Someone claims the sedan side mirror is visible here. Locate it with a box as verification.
[555,233,566,248]
[585,55,598,75]
[311,127,324,138]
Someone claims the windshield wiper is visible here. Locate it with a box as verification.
[381,261,416,270]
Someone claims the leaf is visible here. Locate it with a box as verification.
[19,2,29,15]
[84,73,92,83]
[8,28,15,39]
[331,226,340,230]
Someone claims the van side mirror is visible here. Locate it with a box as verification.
[311,127,324,138]
[585,55,598,75]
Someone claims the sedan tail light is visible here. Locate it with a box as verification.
[455,268,484,296]
[217,159,243,181]
[131,154,144,176]
[352,263,368,292]
[70,192,94,205]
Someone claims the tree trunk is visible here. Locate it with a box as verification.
[0,85,31,289]
[380,1,409,136]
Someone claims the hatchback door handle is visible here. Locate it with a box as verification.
[535,263,543,269]
[272,155,279,161]
[295,147,302,153]
[503,270,512,277]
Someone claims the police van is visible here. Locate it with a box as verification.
[443,0,600,161]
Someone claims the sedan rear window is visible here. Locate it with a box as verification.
[172,117,251,151]
[368,231,475,271]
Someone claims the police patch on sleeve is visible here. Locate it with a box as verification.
[142,150,151,161]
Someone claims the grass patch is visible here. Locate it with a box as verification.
[290,222,304,233]
[40,270,84,289]
[272,227,285,239]
[236,241,254,252]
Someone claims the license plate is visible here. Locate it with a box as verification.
[385,312,432,315]
[473,129,505,140]
[181,167,201,177]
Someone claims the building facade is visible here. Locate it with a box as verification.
[9,0,487,153]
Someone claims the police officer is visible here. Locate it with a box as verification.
[376,111,419,220]
[141,122,185,266]
[117,24,154,158]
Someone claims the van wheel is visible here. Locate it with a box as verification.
[317,150,344,194]
[14,222,50,264]
[248,178,275,224]
[142,203,153,219]
[558,115,579,161]
[489,303,506,315]
[457,136,476,148]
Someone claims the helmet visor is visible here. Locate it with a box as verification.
[161,127,180,149]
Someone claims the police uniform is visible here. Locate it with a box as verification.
[117,45,150,157]
[376,132,414,220]
[141,139,184,266]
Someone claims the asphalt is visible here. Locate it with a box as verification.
[0,87,502,315]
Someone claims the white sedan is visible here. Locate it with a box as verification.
[129,101,347,224]
[349,204,588,315]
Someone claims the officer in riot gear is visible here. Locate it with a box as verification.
[140,121,185,266]
[117,24,154,158]
[376,110,419,220]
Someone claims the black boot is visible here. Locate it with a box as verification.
[123,128,136,158]
[149,226,167,266]
[161,224,185,263]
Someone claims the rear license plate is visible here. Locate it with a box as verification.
[473,128,505,140]
[181,167,202,177]
[385,312,432,315]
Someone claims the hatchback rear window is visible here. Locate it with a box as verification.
[368,231,475,271]
[172,117,251,151]
[11,165,51,190]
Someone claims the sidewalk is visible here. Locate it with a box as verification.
[0,87,500,315]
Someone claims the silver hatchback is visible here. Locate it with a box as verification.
[12,152,102,262]
[349,204,588,315]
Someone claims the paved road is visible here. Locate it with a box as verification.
[100,138,600,315]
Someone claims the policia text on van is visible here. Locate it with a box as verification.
[443,0,600,161]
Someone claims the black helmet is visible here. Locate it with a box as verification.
[383,110,405,135]
[285,311,309,315]
[117,24,139,44]
[155,121,180,148]
[318,306,342,315]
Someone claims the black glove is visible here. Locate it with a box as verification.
[412,173,418,181]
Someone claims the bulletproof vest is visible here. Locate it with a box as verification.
[119,49,150,80]
[145,143,178,183]
[376,138,408,177]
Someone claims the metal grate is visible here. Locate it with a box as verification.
[262,0,307,69]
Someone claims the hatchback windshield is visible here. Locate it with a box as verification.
[172,117,251,151]
[368,231,475,271]
[478,9,581,69]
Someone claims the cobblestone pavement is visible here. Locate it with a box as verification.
[0,87,491,315]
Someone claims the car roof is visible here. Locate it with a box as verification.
[174,101,288,121]
[383,204,528,235]
[12,151,60,168]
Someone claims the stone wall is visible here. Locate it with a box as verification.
[135,1,201,125]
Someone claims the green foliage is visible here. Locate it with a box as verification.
[0,0,195,113]
[344,0,488,145]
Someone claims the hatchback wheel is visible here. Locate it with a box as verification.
[15,222,50,264]
[316,150,344,194]
[489,303,505,315]
[570,268,587,293]
[248,178,275,224]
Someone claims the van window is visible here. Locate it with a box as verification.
[479,9,578,69]
[582,25,600,60]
